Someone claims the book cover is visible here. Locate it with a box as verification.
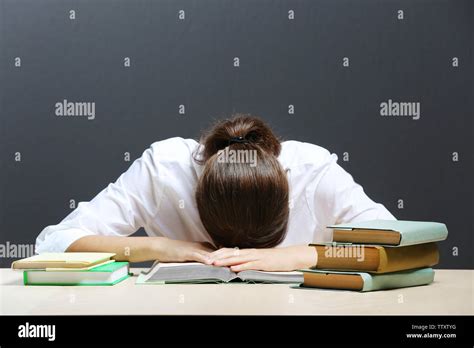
[311,242,439,273]
[328,220,448,246]
[12,252,116,269]
[299,267,435,292]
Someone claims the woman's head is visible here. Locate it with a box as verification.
[195,114,289,248]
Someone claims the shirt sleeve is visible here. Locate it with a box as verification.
[35,145,161,253]
[313,155,396,228]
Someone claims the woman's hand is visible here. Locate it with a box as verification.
[68,235,216,263]
[209,245,318,272]
[152,238,216,264]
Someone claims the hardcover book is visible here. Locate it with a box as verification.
[23,261,130,286]
[299,267,435,292]
[311,242,439,273]
[328,220,448,246]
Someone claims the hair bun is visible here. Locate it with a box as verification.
[228,136,249,145]
[197,114,281,163]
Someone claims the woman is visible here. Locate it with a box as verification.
[35,114,396,271]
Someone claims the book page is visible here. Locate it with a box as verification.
[145,263,238,283]
[237,270,303,284]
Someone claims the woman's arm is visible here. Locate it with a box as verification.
[67,235,215,264]
[209,245,318,272]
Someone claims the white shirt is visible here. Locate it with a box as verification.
[35,137,396,253]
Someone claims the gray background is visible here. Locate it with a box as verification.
[0,0,472,268]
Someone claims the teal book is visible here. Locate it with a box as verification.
[328,220,448,246]
[299,268,435,292]
[23,261,130,286]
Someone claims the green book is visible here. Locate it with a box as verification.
[299,267,435,292]
[23,261,130,286]
[328,220,448,246]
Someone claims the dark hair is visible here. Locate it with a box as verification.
[194,114,289,248]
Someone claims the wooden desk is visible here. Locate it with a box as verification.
[0,269,472,315]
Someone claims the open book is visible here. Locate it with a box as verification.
[136,261,303,284]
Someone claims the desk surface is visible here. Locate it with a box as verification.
[0,269,472,315]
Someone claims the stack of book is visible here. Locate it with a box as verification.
[300,220,448,291]
[12,252,130,286]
